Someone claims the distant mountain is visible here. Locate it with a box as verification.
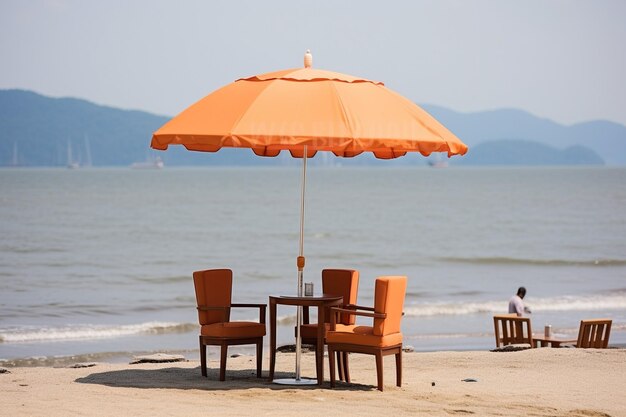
[0,89,275,167]
[454,139,604,166]
[0,89,165,167]
[422,105,625,165]
[0,89,623,166]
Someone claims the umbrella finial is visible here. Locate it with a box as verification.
[304,49,312,68]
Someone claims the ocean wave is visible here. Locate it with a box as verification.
[276,315,296,326]
[437,256,626,267]
[0,245,66,254]
[0,322,197,344]
[322,252,372,261]
[404,301,506,317]
[312,232,332,239]
[0,348,200,368]
[135,275,191,284]
[404,294,626,317]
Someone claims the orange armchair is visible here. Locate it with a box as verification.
[299,269,359,381]
[326,276,407,391]
[193,269,266,381]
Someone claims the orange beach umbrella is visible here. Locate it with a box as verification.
[152,52,466,159]
[151,50,467,384]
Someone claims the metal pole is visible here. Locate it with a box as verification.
[295,145,307,380]
[273,145,316,385]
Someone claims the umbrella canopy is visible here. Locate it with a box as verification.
[151,53,467,159]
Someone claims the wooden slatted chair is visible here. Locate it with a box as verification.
[574,318,612,348]
[493,314,533,349]
[193,269,266,381]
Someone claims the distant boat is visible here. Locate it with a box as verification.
[67,139,79,169]
[427,154,448,168]
[427,159,448,168]
[130,156,164,169]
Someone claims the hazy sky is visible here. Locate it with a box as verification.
[1,0,625,125]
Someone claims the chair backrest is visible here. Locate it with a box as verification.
[576,318,612,348]
[192,269,233,325]
[322,269,359,325]
[372,276,407,336]
[493,314,533,347]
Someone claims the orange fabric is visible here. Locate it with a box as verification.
[193,269,233,325]
[326,276,406,348]
[201,322,266,338]
[322,269,359,325]
[300,323,325,339]
[325,324,403,348]
[151,68,467,159]
[373,276,407,336]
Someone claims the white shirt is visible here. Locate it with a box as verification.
[508,295,525,316]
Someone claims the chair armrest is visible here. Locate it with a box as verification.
[231,303,266,324]
[329,306,386,330]
[345,304,402,315]
[346,304,375,311]
[335,308,386,319]
[197,306,229,311]
[231,303,267,308]
[331,306,386,318]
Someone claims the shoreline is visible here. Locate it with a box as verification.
[2,349,625,416]
[4,340,626,368]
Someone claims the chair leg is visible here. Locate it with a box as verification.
[395,349,402,388]
[199,337,207,377]
[328,346,336,388]
[314,345,321,381]
[337,351,344,381]
[219,343,228,381]
[375,351,384,391]
[256,339,263,378]
[343,352,350,383]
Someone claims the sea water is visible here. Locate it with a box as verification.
[1,166,625,365]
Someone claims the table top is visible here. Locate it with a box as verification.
[270,294,343,304]
[532,335,577,344]
[272,294,343,300]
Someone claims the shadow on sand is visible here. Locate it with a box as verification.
[75,365,374,392]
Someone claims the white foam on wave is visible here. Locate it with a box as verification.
[404,294,626,317]
[0,321,196,343]
[276,315,296,326]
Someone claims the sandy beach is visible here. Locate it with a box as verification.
[2,348,625,417]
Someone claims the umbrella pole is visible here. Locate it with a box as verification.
[295,145,307,381]
[274,145,316,386]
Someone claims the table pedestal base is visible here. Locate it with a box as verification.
[273,378,317,386]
